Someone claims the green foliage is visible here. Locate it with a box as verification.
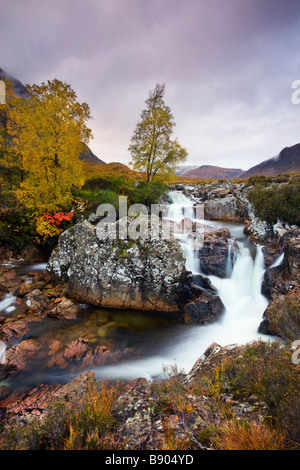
[244,175,271,188]
[129,180,167,206]
[76,176,168,212]
[0,188,36,249]
[248,180,300,225]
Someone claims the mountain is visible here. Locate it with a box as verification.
[176,165,198,176]
[78,143,105,166]
[240,143,300,178]
[0,67,105,166]
[180,165,243,179]
[0,67,27,97]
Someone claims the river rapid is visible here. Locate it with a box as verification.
[0,190,276,386]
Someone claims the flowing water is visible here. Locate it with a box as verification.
[0,190,273,385]
[93,191,271,380]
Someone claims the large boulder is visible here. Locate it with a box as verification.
[204,195,247,222]
[183,292,225,325]
[198,228,237,278]
[46,216,187,312]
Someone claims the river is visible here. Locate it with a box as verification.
[0,190,275,385]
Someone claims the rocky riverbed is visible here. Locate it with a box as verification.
[0,181,299,449]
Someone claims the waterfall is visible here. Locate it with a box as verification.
[226,239,233,277]
[208,243,269,345]
[270,252,284,268]
[167,190,202,274]
[94,190,271,381]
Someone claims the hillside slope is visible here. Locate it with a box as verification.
[241,143,300,178]
[181,165,243,179]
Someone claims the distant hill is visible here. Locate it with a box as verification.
[0,67,105,166]
[0,67,27,97]
[240,143,300,178]
[181,165,243,179]
[79,143,105,166]
[176,165,198,176]
[82,161,142,180]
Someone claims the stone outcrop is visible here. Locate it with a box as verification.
[1,339,41,375]
[204,195,248,222]
[0,370,95,421]
[199,228,237,278]
[261,231,300,301]
[112,377,163,450]
[260,231,300,340]
[183,291,224,325]
[46,216,187,312]
[0,344,272,448]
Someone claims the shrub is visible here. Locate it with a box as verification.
[74,178,167,214]
[222,340,300,441]
[129,181,167,206]
[244,175,271,188]
[248,181,300,225]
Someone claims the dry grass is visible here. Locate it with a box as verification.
[214,420,286,450]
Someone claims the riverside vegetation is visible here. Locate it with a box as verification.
[0,340,298,450]
[0,77,299,451]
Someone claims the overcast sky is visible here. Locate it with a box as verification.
[1,0,300,170]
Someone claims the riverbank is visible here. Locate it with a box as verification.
[0,183,299,450]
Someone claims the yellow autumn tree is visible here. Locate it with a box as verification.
[9,79,92,214]
[0,78,20,189]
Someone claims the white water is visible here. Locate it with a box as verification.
[270,252,284,268]
[0,340,6,363]
[167,190,201,273]
[0,294,17,314]
[94,190,271,381]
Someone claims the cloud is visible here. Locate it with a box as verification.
[1,0,300,169]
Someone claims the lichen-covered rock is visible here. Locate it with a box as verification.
[24,289,49,313]
[204,195,248,222]
[46,216,187,312]
[112,377,163,450]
